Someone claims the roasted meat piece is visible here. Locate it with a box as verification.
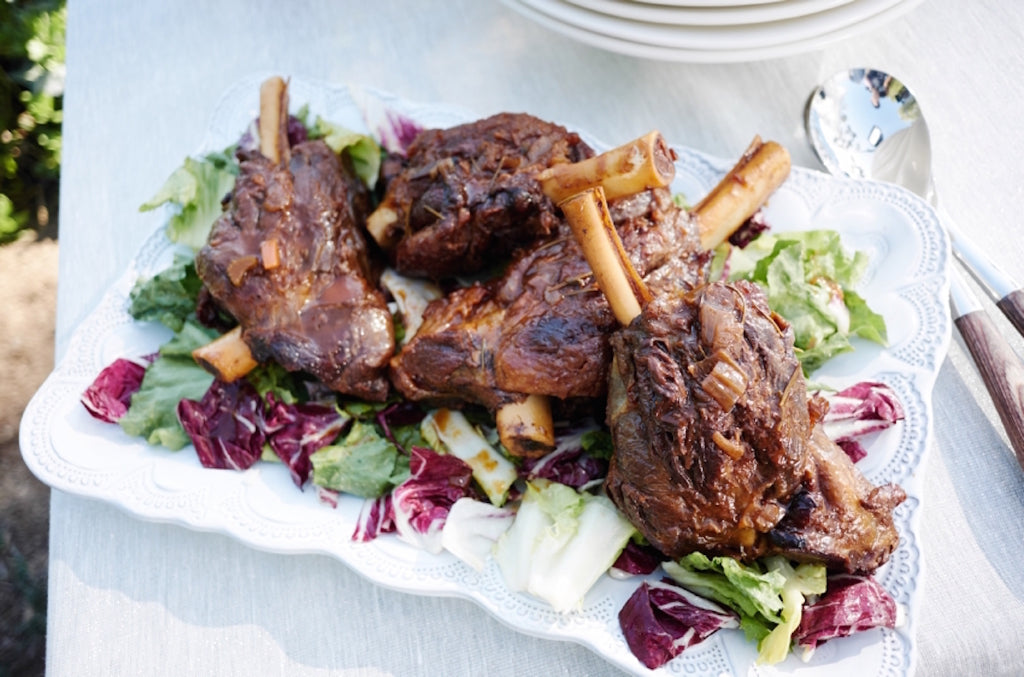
[368,112,594,279]
[196,141,394,401]
[388,283,513,411]
[494,188,707,399]
[390,186,709,407]
[604,280,904,573]
[767,425,906,573]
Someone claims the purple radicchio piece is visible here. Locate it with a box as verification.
[611,540,668,577]
[375,401,427,453]
[377,111,423,155]
[352,494,397,542]
[177,379,266,470]
[728,209,770,248]
[619,578,739,670]
[263,393,350,487]
[793,574,900,653]
[519,428,607,489]
[81,354,155,423]
[316,485,340,509]
[821,381,905,462]
[392,446,474,553]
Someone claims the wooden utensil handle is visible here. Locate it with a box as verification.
[955,310,1024,472]
[996,289,1024,338]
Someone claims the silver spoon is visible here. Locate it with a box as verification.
[805,67,1024,472]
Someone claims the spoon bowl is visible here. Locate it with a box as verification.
[805,67,1024,473]
[805,68,1021,310]
[806,69,932,199]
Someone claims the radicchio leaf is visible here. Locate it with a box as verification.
[177,380,265,470]
[264,393,349,487]
[611,540,667,577]
[352,494,397,542]
[619,578,739,669]
[793,574,899,652]
[81,355,155,423]
[392,446,474,553]
[822,381,905,462]
[519,426,608,489]
[317,486,340,509]
[728,209,770,248]
[375,401,426,452]
[377,111,423,155]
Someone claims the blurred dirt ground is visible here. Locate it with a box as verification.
[0,235,57,677]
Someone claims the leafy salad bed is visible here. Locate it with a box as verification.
[79,102,906,671]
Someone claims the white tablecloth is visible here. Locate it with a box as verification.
[45,1,1024,675]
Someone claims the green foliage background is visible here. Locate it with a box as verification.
[1,0,66,244]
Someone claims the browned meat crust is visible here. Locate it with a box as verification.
[390,187,709,407]
[388,283,515,411]
[494,188,707,399]
[605,280,904,573]
[768,426,906,573]
[373,112,594,279]
[196,141,394,401]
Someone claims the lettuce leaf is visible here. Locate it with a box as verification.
[118,321,218,450]
[663,552,786,641]
[306,117,383,188]
[440,497,515,570]
[662,553,826,665]
[712,229,887,374]
[756,557,827,664]
[128,253,203,332]
[310,421,409,498]
[158,318,220,357]
[244,361,305,405]
[139,149,238,251]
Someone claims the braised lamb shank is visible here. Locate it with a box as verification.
[367,112,594,279]
[604,280,905,573]
[196,103,394,401]
[390,129,704,411]
[390,185,707,410]
[496,188,707,399]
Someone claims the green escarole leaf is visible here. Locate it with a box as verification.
[140,149,238,251]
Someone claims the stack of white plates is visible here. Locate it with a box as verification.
[501,0,925,63]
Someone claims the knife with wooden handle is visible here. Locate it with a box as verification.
[950,266,1024,473]
[944,210,1024,336]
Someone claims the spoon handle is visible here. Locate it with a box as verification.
[952,270,1024,472]
[942,208,1024,334]
[996,290,1024,338]
[946,220,1018,298]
